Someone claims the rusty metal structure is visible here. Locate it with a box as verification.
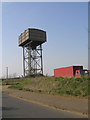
[18,28,46,77]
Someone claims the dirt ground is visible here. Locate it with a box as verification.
[2,85,88,117]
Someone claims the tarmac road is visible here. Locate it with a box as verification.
[2,93,86,118]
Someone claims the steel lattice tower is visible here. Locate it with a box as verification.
[23,44,43,77]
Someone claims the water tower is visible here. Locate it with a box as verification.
[18,28,46,77]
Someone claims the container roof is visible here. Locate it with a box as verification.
[54,65,83,70]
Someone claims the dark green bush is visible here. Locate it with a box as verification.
[73,90,81,96]
[9,84,23,90]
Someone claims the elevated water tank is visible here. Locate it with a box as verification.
[18,28,46,48]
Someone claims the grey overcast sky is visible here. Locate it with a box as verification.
[2,2,88,78]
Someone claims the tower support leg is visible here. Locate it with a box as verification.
[23,44,43,77]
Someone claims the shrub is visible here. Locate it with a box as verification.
[9,84,23,90]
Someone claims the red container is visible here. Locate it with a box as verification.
[54,66,83,77]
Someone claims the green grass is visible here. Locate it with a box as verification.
[2,76,90,97]
[0,82,2,85]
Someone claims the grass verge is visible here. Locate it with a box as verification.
[2,76,90,97]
